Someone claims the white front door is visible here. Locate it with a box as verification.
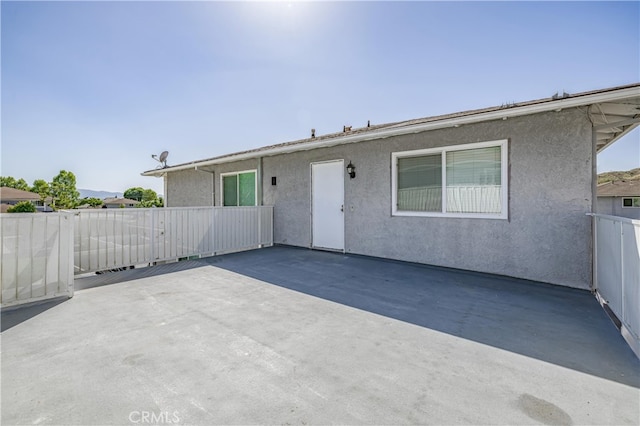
[311,160,345,251]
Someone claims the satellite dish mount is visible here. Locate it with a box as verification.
[152,151,169,168]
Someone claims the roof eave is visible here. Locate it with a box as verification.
[142,85,640,177]
[596,121,640,153]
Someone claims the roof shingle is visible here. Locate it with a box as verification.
[597,180,640,197]
[0,187,40,201]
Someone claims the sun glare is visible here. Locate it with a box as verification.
[240,1,318,32]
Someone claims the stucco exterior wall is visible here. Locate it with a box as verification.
[597,196,640,219]
[165,108,594,289]
[166,169,214,207]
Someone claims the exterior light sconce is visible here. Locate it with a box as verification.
[346,161,356,179]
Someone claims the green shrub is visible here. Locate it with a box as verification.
[7,201,37,213]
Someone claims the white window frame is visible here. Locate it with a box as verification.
[391,139,509,219]
[621,197,640,208]
[220,169,258,207]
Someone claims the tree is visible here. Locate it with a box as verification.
[80,197,103,207]
[137,199,163,208]
[1,176,30,191]
[124,187,144,202]
[31,179,50,204]
[7,201,36,213]
[142,188,157,203]
[125,186,163,207]
[50,170,80,209]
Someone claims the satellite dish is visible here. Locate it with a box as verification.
[151,151,169,168]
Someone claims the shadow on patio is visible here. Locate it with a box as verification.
[200,245,639,388]
[1,297,68,332]
[3,245,638,425]
[3,244,637,390]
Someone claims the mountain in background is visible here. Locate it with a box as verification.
[79,189,121,199]
[597,168,640,184]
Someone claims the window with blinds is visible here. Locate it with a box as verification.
[392,140,508,219]
[222,170,257,206]
[397,154,442,212]
[446,146,501,213]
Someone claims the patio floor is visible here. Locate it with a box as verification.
[2,246,639,425]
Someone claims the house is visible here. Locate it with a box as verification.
[597,180,640,219]
[0,187,42,212]
[143,83,640,290]
[102,197,140,208]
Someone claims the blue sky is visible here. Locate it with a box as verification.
[2,1,638,195]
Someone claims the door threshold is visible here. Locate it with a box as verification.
[311,246,345,254]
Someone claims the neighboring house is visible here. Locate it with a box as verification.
[597,180,640,219]
[143,83,640,290]
[0,187,43,211]
[103,197,140,208]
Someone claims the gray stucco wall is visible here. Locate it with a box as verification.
[165,108,594,289]
[166,169,214,207]
[166,160,263,207]
[597,196,640,219]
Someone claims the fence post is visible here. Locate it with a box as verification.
[65,213,74,297]
[150,209,156,264]
[211,207,216,255]
[258,207,262,248]
[620,221,625,326]
[592,215,598,291]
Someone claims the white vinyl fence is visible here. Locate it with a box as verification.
[74,206,273,274]
[592,214,640,358]
[1,213,74,307]
[1,206,273,307]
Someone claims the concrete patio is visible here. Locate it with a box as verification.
[2,246,639,425]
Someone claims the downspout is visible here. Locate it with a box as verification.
[257,157,264,247]
[163,173,168,208]
[590,114,598,292]
[257,157,263,206]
